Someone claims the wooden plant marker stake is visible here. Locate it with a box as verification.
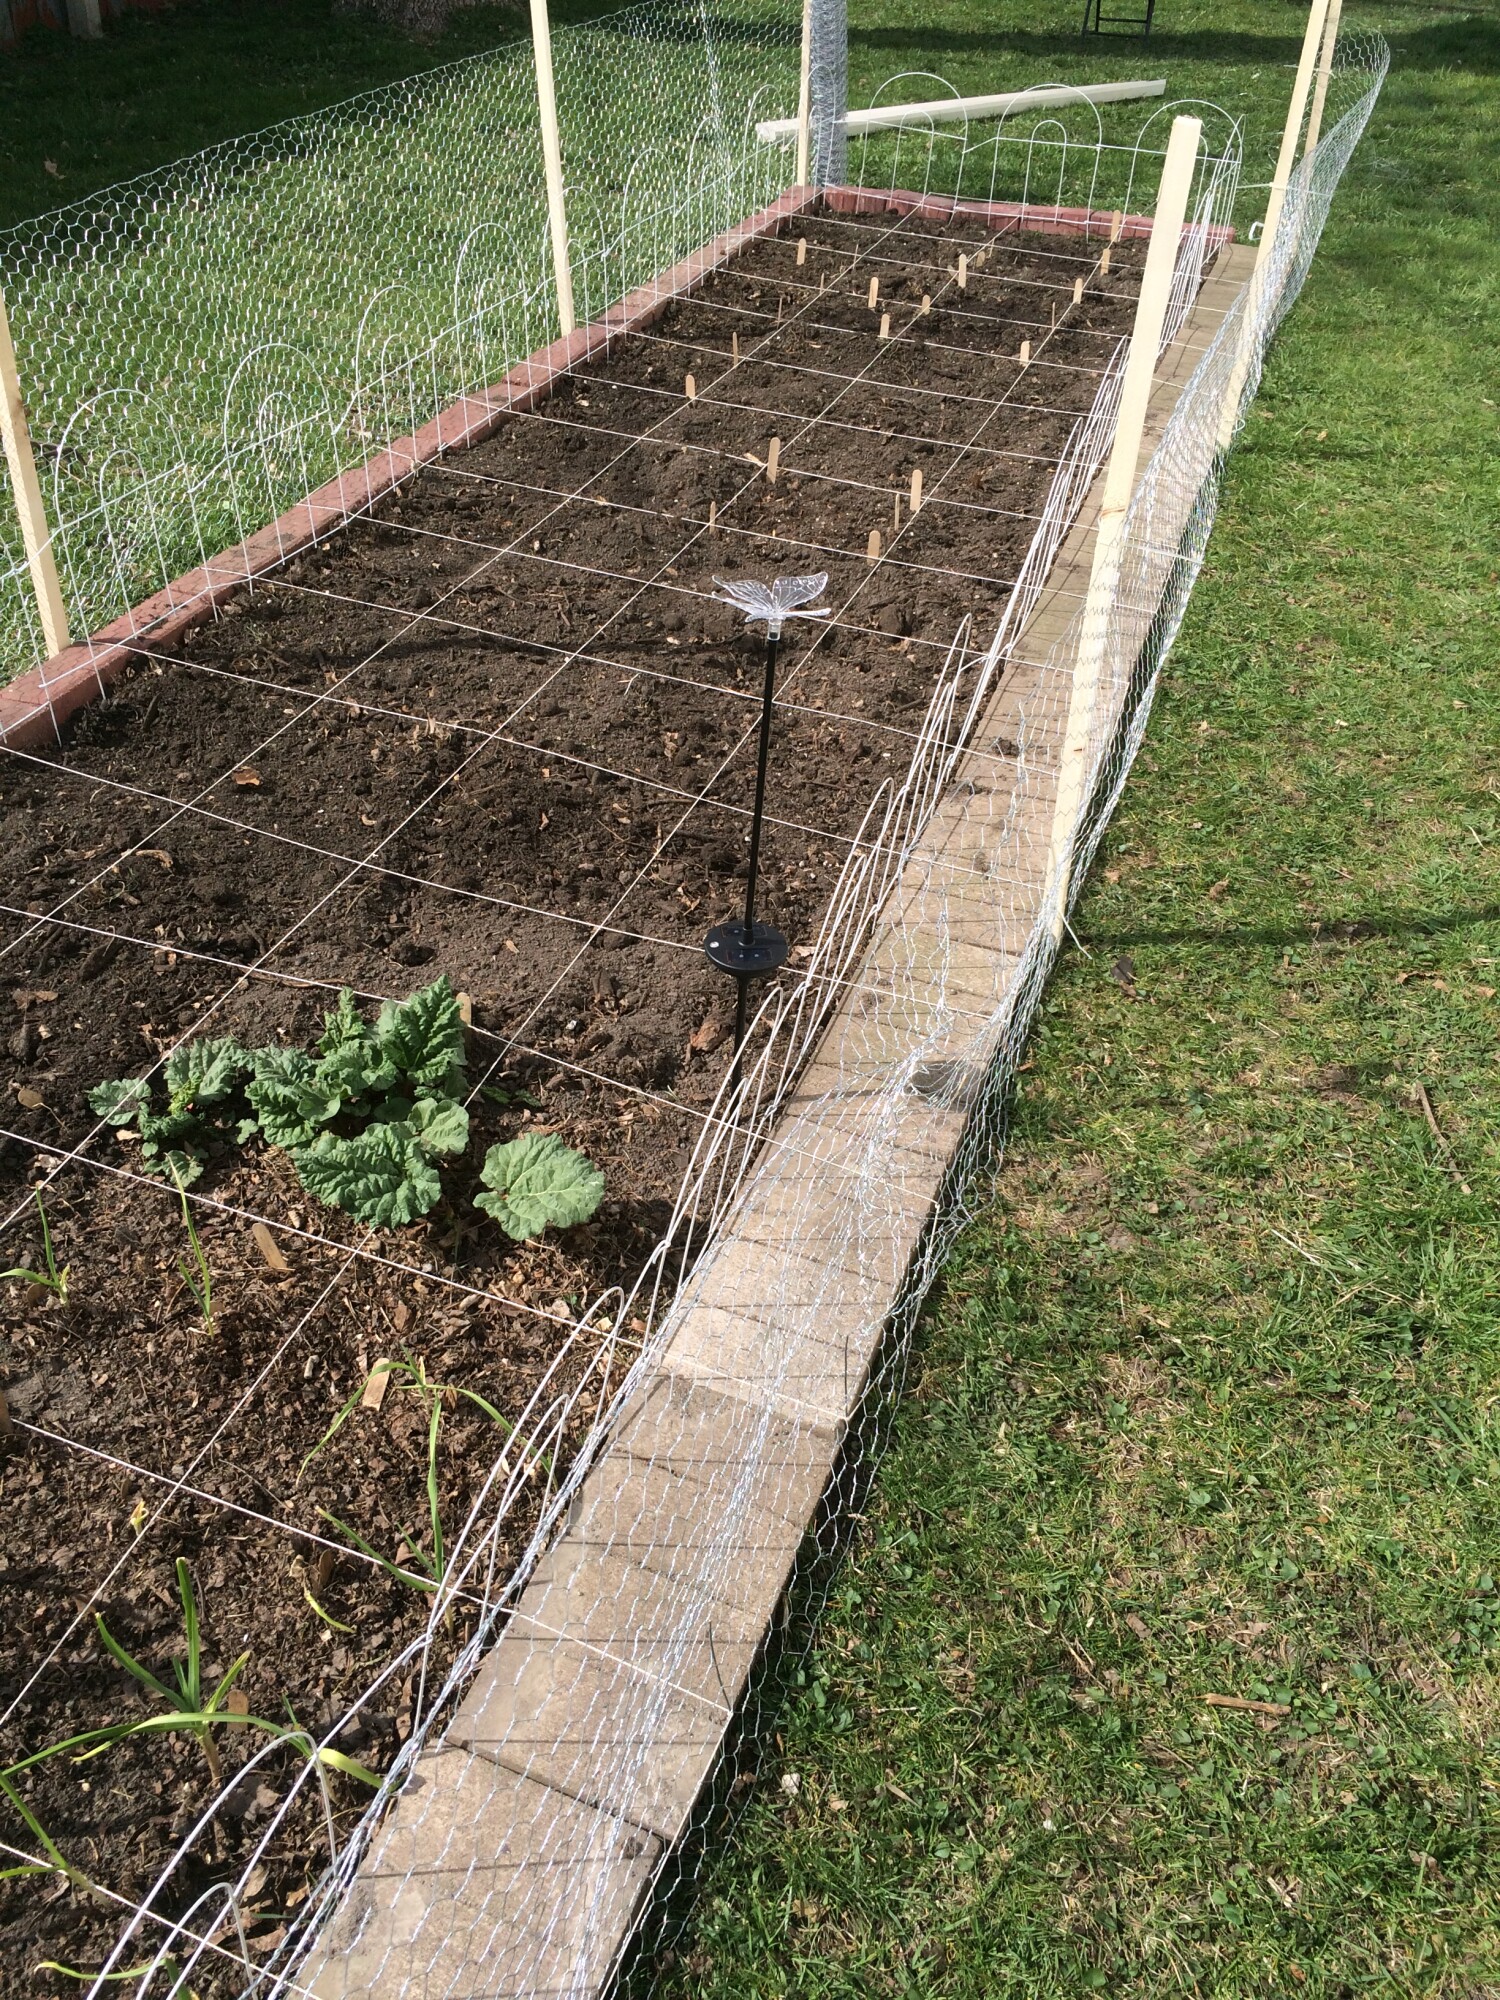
[251,1222,289,1274]
[731,331,739,364]
[892,492,901,533]
[1110,210,1123,243]
[909,467,923,513]
[878,311,891,340]
[708,499,718,533]
[920,293,931,316]
[1048,114,1203,944]
[1019,339,1031,366]
[0,287,70,658]
[956,253,968,290]
[766,436,781,485]
[685,372,697,400]
[1073,275,1084,305]
[1100,245,1111,276]
[361,1359,394,1412]
[867,275,879,309]
[796,236,808,266]
[819,271,826,293]
[866,527,882,562]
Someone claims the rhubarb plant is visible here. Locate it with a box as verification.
[249,977,470,1226]
[88,1036,255,1187]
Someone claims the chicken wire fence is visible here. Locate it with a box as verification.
[0,12,1386,1999]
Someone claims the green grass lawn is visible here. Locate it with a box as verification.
[651,4,1500,1995]
[1,0,1496,1991]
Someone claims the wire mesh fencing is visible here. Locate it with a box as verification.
[0,14,1387,1999]
[0,0,800,675]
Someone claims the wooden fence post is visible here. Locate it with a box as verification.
[795,0,813,188]
[1214,0,1329,453]
[1046,114,1202,944]
[529,0,575,339]
[0,286,70,660]
[1302,0,1343,159]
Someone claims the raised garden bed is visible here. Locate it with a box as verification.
[0,199,1150,1989]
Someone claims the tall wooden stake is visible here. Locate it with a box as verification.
[795,0,813,188]
[529,0,575,338]
[0,286,70,660]
[1302,0,1343,158]
[1216,0,1329,451]
[1047,115,1202,944]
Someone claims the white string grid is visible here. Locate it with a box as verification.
[0,21,1387,1999]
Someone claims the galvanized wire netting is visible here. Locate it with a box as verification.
[0,17,1386,1999]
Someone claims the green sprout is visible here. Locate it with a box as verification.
[0,1560,381,1806]
[305,1355,544,1626]
[0,1191,70,1302]
[170,1169,215,1337]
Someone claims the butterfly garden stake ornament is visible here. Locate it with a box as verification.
[705,573,831,1078]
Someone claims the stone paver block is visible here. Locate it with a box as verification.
[302,1751,658,1999]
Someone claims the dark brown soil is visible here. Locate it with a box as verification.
[0,202,1146,1990]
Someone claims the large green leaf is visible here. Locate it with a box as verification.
[292,1124,443,1227]
[374,976,466,1093]
[247,1048,342,1150]
[88,1077,151,1124]
[475,1134,604,1241]
[164,1036,251,1111]
[318,989,369,1060]
[408,1095,470,1157]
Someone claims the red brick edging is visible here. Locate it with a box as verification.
[1,184,1218,752]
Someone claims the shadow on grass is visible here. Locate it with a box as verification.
[1080,900,1500,953]
[848,14,1500,73]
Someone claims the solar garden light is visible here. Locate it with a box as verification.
[707,572,831,1061]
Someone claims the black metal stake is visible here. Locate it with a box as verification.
[705,625,789,1093]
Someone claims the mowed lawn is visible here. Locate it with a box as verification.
[3,1,1499,1995]
[655,3,1500,1997]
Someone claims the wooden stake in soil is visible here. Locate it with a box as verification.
[708,499,718,533]
[528,0,575,338]
[0,286,70,659]
[1100,244,1111,276]
[684,372,697,400]
[866,527,882,562]
[956,253,968,290]
[878,311,891,340]
[1073,275,1084,305]
[1047,114,1203,944]
[360,1360,393,1412]
[1217,0,1331,450]
[909,467,923,513]
[867,275,880,310]
[731,331,740,364]
[1018,339,1031,366]
[920,293,931,316]
[766,436,781,485]
[795,0,813,187]
[250,1222,289,1274]
[892,492,901,533]
[1110,209,1123,243]
[1303,0,1344,158]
